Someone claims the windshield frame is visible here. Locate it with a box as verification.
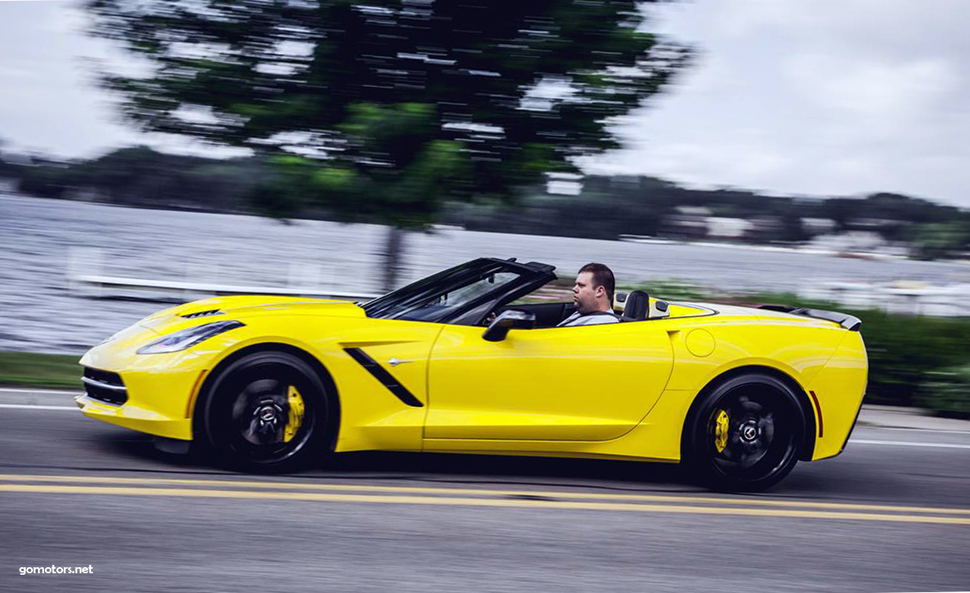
[362,258,556,325]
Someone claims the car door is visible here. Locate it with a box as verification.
[424,321,674,441]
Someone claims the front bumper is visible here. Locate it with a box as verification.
[77,327,226,441]
[75,394,195,440]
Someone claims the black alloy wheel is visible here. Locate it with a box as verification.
[202,351,331,472]
[685,373,802,492]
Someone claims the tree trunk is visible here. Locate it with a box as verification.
[381,226,406,292]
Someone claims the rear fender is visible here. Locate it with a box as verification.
[805,332,868,460]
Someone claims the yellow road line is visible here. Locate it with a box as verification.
[0,473,968,516]
[2,484,969,525]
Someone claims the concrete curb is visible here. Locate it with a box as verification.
[858,404,970,432]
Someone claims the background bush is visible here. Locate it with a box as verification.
[916,366,970,419]
[844,309,970,407]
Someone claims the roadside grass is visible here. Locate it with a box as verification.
[0,351,82,389]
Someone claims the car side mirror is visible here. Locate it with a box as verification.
[482,310,536,342]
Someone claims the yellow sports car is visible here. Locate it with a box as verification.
[78,257,867,491]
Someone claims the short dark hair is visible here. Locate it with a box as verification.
[579,263,615,304]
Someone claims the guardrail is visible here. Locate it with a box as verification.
[66,247,380,303]
[799,281,970,317]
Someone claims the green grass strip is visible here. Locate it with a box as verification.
[0,351,82,389]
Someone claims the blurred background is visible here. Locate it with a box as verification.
[2,0,970,417]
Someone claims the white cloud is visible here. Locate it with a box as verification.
[0,65,38,80]
[589,0,970,206]
[786,54,960,122]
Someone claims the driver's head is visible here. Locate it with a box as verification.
[572,263,615,314]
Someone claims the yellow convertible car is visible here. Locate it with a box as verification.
[78,257,867,490]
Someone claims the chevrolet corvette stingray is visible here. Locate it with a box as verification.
[77,257,867,490]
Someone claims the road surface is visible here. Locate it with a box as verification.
[1,389,968,592]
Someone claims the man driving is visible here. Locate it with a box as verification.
[557,263,619,327]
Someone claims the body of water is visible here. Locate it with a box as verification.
[3,192,969,353]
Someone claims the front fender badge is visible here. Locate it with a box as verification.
[284,385,305,443]
[714,409,730,453]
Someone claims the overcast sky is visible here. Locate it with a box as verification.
[2,0,969,207]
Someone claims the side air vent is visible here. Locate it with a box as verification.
[181,309,223,319]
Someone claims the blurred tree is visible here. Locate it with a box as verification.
[86,0,690,289]
[779,210,807,243]
[909,220,970,261]
[0,138,12,179]
[16,159,74,199]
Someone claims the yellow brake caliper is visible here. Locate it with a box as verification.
[284,385,305,443]
[714,409,730,453]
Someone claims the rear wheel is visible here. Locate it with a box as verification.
[684,373,802,492]
[201,351,332,473]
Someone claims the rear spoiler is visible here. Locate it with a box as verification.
[758,305,862,331]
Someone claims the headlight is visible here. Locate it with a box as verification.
[136,320,244,355]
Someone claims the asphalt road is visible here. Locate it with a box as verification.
[1,390,969,593]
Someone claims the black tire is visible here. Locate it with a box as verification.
[200,351,332,473]
[683,372,802,492]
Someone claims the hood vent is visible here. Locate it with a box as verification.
[181,309,223,319]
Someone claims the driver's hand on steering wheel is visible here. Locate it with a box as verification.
[484,311,497,325]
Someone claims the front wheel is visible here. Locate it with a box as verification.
[201,351,332,473]
[683,373,802,492]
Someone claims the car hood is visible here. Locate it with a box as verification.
[139,295,367,332]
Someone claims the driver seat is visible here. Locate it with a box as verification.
[622,290,650,321]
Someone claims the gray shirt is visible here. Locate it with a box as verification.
[557,310,620,327]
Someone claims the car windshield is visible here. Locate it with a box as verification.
[362,260,524,322]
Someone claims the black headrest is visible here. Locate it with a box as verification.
[623,290,650,321]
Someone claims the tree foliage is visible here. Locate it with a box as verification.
[86,0,690,227]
